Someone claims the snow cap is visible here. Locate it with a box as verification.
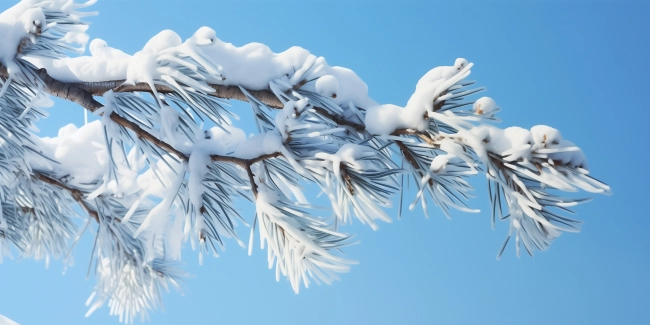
[454,58,468,71]
[531,125,562,150]
[191,26,217,46]
[473,97,498,115]
[141,29,182,53]
[20,8,45,35]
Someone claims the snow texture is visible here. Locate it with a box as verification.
[30,121,108,186]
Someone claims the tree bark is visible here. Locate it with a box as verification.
[1,63,283,110]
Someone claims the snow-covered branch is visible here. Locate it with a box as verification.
[0,0,612,323]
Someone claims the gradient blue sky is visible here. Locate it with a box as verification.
[0,1,648,324]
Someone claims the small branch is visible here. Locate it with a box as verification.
[113,109,283,199]
[312,107,365,132]
[112,82,286,109]
[112,110,285,201]
[95,80,366,133]
[5,64,373,146]
[245,164,259,198]
[110,113,189,161]
[38,69,105,112]
[35,172,99,223]
[114,113,284,168]
[210,85,284,109]
[249,152,283,165]
[1,63,284,110]
[210,152,283,199]
[4,64,368,132]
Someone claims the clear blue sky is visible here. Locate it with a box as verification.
[0,0,648,324]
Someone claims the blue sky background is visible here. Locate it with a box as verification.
[0,0,649,324]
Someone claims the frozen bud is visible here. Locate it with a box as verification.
[473,97,498,115]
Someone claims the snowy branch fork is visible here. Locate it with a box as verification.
[1,63,290,201]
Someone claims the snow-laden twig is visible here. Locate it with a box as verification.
[254,184,356,293]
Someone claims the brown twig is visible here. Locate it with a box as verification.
[312,107,365,132]
[209,152,284,199]
[340,164,355,195]
[35,173,100,223]
[110,113,189,161]
[245,164,259,198]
